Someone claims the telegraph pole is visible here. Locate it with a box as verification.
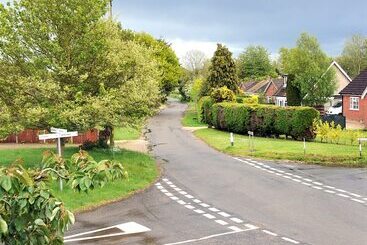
[109,0,113,19]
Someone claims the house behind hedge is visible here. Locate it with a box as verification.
[340,69,367,129]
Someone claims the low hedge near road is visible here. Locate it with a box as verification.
[198,96,319,140]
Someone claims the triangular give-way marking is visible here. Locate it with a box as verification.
[64,222,151,243]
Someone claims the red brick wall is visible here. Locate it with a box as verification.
[265,83,277,97]
[342,95,367,127]
[1,129,99,144]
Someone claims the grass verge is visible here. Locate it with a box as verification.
[181,102,207,127]
[0,147,158,212]
[194,128,367,167]
[115,126,142,140]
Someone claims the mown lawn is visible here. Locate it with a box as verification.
[0,147,158,211]
[181,102,207,127]
[195,128,367,167]
[114,126,142,140]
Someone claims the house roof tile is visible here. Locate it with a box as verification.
[340,69,367,96]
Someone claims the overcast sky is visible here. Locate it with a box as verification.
[113,0,367,60]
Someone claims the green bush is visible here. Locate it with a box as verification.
[210,86,236,103]
[243,95,259,105]
[203,102,319,139]
[198,96,214,125]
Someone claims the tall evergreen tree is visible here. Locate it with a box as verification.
[200,44,239,96]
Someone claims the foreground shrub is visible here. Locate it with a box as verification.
[205,102,319,139]
[0,151,127,244]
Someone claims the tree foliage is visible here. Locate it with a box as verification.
[337,34,367,79]
[0,0,167,145]
[200,44,239,96]
[0,150,126,244]
[279,33,336,106]
[237,45,276,80]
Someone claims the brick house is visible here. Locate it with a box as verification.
[340,69,367,129]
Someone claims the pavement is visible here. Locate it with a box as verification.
[66,101,367,245]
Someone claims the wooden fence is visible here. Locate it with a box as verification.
[0,129,99,144]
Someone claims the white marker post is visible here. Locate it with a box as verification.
[248,131,254,152]
[230,132,234,146]
[303,138,306,156]
[39,128,78,191]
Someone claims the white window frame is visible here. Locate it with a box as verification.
[350,97,359,111]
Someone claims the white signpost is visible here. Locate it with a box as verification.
[39,128,78,191]
[248,131,254,152]
[358,138,367,157]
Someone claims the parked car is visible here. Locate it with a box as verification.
[327,100,342,115]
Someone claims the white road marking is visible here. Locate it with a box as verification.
[230,217,243,223]
[218,212,231,217]
[194,209,205,214]
[179,191,187,195]
[162,178,169,182]
[336,189,347,193]
[283,175,292,179]
[262,230,278,236]
[244,224,259,230]
[293,175,302,179]
[276,173,283,176]
[185,194,194,199]
[325,185,336,189]
[164,228,253,245]
[337,193,350,198]
[349,193,362,198]
[166,181,173,185]
[155,183,161,186]
[324,190,336,194]
[169,184,177,188]
[185,205,195,209]
[281,237,300,244]
[303,178,312,182]
[161,189,168,193]
[215,219,228,225]
[266,170,275,174]
[313,181,323,186]
[292,178,301,183]
[203,213,216,219]
[312,186,323,190]
[174,188,182,191]
[209,207,220,212]
[165,193,173,197]
[177,200,186,205]
[157,186,163,189]
[170,196,179,200]
[200,203,210,208]
[351,198,365,204]
[301,182,312,186]
[64,222,150,243]
[193,199,201,203]
[228,226,243,232]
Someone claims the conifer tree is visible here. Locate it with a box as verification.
[200,44,239,96]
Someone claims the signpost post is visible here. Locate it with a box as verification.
[230,132,234,146]
[39,128,78,191]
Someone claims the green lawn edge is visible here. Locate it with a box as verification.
[194,128,367,168]
[0,147,160,212]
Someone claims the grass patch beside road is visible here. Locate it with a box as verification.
[0,147,158,211]
[194,128,367,167]
[182,102,207,127]
[115,126,142,140]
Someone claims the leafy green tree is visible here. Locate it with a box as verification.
[337,34,367,78]
[200,44,239,96]
[120,31,182,100]
[279,33,336,106]
[0,1,162,148]
[237,45,276,80]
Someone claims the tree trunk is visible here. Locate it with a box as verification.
[109,126,115,148]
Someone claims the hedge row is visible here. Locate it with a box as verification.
[198,97,319,140]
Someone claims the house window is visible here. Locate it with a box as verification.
[350,97,359,110]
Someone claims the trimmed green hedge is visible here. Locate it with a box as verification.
[204,102,319,140]
[198,96,214,125]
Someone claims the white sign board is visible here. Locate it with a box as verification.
[248,131,254,136]
[51,127,67,133]
[39,131,78,140]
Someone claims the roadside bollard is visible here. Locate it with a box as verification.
[230,132,234,146]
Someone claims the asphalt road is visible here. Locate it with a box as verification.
[67,101,367,245]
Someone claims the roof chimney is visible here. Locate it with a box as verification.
[283,74,288,88]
